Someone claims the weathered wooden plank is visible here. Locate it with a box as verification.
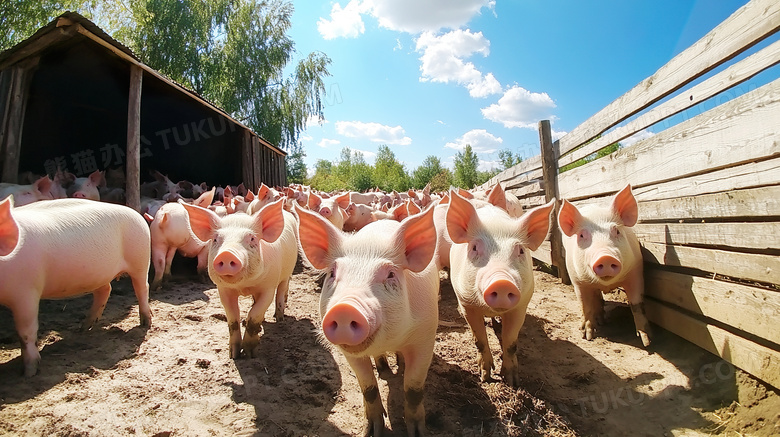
[1,57,39,183]
[559,38,780,168]
[252,135,262,190]
[241,131,253,187]
[0,25,77,71]
[645,269,780,343]
[125,65,142,212]
[0,69,13,161]
[635,222,780,250]
[645,299,780,389]
[478,154,542,190]
[502,169,544,191]
[632,158,780,202]
[558,0,780,157]
[532,240,552,265]
[638,185,780,221]
[642,241,780,284]
[558,78,780,200]
[540,120,569,284]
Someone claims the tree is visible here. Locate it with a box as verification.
[1,0,331,152]
[497,149,523,170]
[373,145,410,192]
[428,170,453,193]
[285,143,307,184]
[453,144,480,189]
[412,155,446,189]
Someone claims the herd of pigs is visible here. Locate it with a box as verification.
[0,168,652,436]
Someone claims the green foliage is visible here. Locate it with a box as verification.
[1,0,331,153]
[453,144,480,189]
[560,141,621,173]
[497,149,523,170]
[373,145,410,192]
[412,155,446,189]
[285,143,307,184]
[428,170,454,193]
[308,159,344,193]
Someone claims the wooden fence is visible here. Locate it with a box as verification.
[478,0,780,388]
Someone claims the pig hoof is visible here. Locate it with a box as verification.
[79,321,95,332]
[500,365,520,387]
[638,330,652,347]
[375,355,392,378]
[150,281,162,292]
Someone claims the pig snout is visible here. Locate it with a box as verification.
[592,254,622,278]
[322,303,370,346]
[319,207,332,218]
[72,192,87,199]
[482,272,520,310]
[213,250,243,276]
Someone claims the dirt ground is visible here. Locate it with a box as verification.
[1,258,778,436]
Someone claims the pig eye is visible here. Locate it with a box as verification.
[387,271,395,279]
[519,248,525,255]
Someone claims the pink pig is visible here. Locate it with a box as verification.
[0,198,152,376]
[148,188,215,290]
[446,190,555,385]
[67,170,104,201]
[180,199,298,359]
[558,184,652,346]
[296,204,439,436]
[307,191,350,230]
[342,202,375,232]
[0,176,54,206]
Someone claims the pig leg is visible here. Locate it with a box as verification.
[242,290,275,358]
[150,247,166,291]
[196,247,209,279]
[345,355,386,436]
[574,284,604,341]
[130,274,152,327]
[12,297,41,377]
[218,290,243,359]
[163,246,176,280]
[497,306,528,387]
[273,278,289,321]
[80,283,112,331]
[622,270,652,347]
[400,342,434,437]
[462,306,493,382]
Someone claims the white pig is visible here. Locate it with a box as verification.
[342,202,375,232]
[296,204,439,437]
[558,184,651,346]
[0,176,54,206]
[180,199,297,359]
[0,197,152,377]
[446,190,555,385]
[66,170,104,201]
[148,188,215,290]
[307,191,350,230]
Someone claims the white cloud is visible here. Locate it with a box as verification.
[620,129,654,147]
[445,129,503,153]
[336,121,412,145]
[317,1,366,40]
[551,129,567,141]
[393,38,403,51]
[367,0,495,33]
[351,148,378,160]
[478,158,501,172]
[299,134,313,143]
[305,115,327,129]
[481,85,557,129]
[318,138,341,148]
[416,29,501,98]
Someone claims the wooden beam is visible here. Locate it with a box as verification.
[638,185,780,221]
[125,64,142,212]
[1,57,39,183]
[539,120,569,284]
[558,0,780,157]
[635,222,780,251]
[252,135,261,190]
[645,299,780,389]
[0,25,77,71]
[558,78,780,200]
[241,130,253,188]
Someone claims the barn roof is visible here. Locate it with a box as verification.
[0,11,285,157]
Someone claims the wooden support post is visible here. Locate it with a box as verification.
[539,120,570,285]
[126,64,143,212]
[1,57,39,183]
[252,135,262,190]
[241,130,253,188]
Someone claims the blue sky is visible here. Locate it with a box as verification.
[287,0,752,175]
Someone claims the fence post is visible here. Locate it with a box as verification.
[539,120,570,285]
[125,64,142,212]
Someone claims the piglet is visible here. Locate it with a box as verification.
[0,198,152,376]
[0,176,54,206]
[558,184,651,346]
[446,191,555,385]
[296,204,439,437]
[180,199,297,359]
[67,170,104,201]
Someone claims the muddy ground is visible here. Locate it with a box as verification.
[1,258,778,436]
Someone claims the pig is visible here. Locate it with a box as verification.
[180,198,297,359]
[342,202,375,232]
[0,197,152,377]
[446,190,555,385]
[148,188,215,290]
[0,176,54,206]
[557,184,651,347]
[67,169,104,201]
[296,203,439,437]
[307,191,350,230]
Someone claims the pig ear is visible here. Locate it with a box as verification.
[439,194,450,205]
[457,188,474,200]
[294,204,343,270]
[0,197,20,256]
[33,176,53,196]
[252,198,286,243]
[258,183,270,200]
[194,187,216,208]
[392,203,409,221]
[611,184,638,227]
[179,200,221,242]
[446,190,479,244]
[308,192,322,211]
[245,190,255,201]
[518,199,555,251]
[487,183,507,211]
[335,192,351,210]
[397,205,437,273]
[406,199,421,215]
[558,199,583,237]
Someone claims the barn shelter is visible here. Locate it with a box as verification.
[0,11,286,210]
